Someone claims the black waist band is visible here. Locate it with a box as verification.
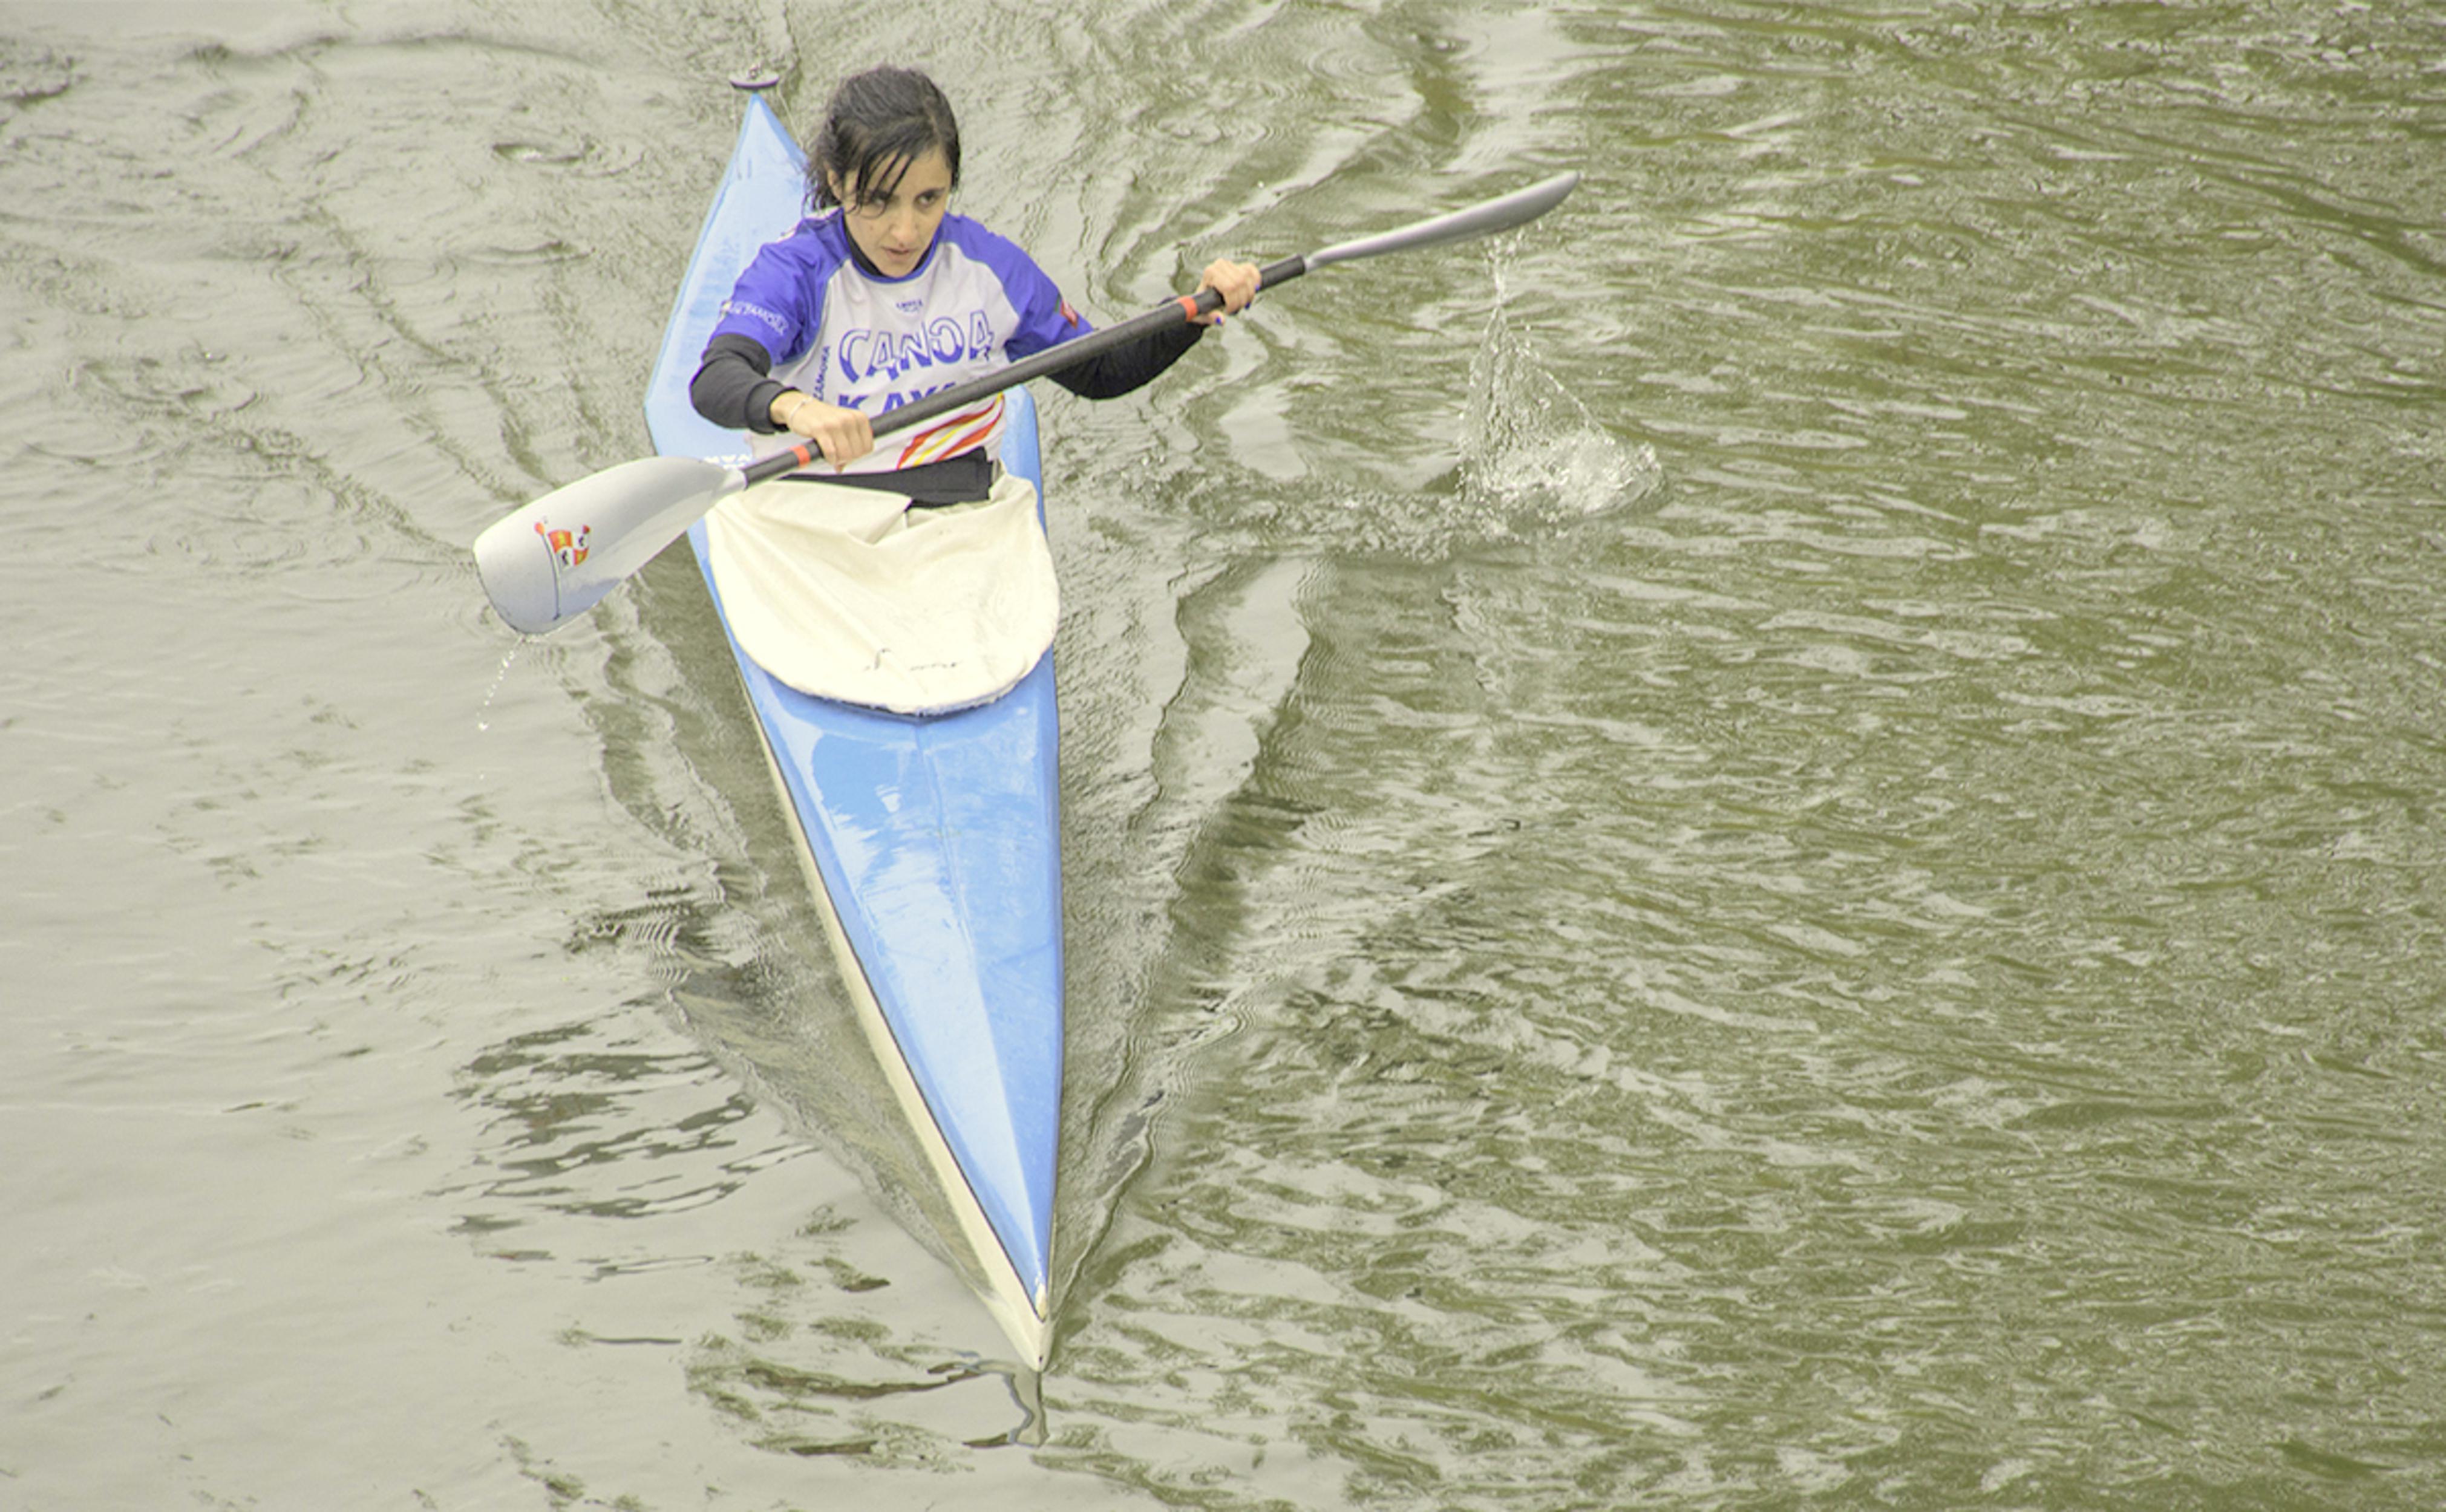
[778,449,996,506]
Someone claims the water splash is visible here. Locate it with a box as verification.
[1457,259,1661,525]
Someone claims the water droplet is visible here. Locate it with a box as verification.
[477,642,522,732]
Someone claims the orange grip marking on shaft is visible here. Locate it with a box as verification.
[1177,295,1201,322]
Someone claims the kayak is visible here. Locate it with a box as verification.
[639,87,1062,1366]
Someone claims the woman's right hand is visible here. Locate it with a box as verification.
[771,390,875,467]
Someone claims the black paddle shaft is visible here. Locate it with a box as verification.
[741,254,1309,487]
[735,169,1579,485]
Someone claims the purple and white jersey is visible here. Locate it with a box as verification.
[711,211,1087,472]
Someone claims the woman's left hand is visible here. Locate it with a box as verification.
[1192,258,1261,325]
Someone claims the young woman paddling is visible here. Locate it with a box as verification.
[682,65,1259,713]
[688,65,1260,489]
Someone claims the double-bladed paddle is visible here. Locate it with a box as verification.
[473,170,1580,635]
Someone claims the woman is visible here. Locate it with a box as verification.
[690,65,1260,487]
[685,66,1259,714]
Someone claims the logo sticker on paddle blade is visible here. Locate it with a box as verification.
[534,520,590,569]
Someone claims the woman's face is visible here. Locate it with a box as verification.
[828,147,953,279]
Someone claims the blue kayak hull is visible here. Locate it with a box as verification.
[639,91,1062,1364]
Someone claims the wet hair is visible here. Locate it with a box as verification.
[808,66,962,214]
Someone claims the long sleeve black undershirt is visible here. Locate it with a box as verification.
[688,319,1207,435]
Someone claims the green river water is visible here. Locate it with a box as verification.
[4,2,2442,1507]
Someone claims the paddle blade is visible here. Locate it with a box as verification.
[474,455,744,634]
[1306,171,1581,271]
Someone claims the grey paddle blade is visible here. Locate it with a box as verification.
[1305,171,1580,272]
[475,455,745,635]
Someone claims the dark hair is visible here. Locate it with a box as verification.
[808,66,962,213]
